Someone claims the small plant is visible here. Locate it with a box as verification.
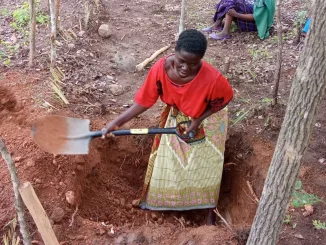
[11,1,49,31]
[283,214,291,224]
[312,220,326,230]
[2,217,20,245]
[294,10,308,28]
[248,48,271,61]
[261,98,273,105]
[1,8,9,16]
[291,180,322,208]
[12,1,30,27]
[230,22,238,33]
[3,59,12,66]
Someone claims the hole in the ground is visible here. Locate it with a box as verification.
[72,127,271,230]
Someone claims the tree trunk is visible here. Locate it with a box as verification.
[28,0,36,67]
[178,0,186,35]
[247,1,326,244]
[0,139,31,245]
[272,0,283,106]
[49,0,56,67]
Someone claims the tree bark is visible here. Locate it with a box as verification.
[0,139,31,245]
[247,1,326,244]
[28,0,36,68]
[178,0,186,35]
[49,0,56,67]
[55,0,60,32]
[272,0,283,106]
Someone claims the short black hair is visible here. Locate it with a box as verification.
[175,29,207,58]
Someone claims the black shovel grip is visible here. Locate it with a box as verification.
[89,128,177,138]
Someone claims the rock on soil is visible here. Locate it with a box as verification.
[157,217,164,225]
[98,24,112,38]
[51,207,65,223]
[109,84,124,96]
[114,53,136,72]
[65,191,76,205]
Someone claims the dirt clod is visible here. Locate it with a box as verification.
[99,228,106,236]
[13,156,23,162]
[151,212,158,221]
[303,205,314,217]
[51,207,65,223]
[0,86,17,113]
[157,217,164,225]
[26,160,36,167]
[132,199,140,207]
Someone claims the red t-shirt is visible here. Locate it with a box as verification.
[135,57,233,119]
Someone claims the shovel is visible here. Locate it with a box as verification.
[31,115,200,155]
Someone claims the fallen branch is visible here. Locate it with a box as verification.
[135,45,170,72]
[0,138,31,245]
[246,180,260,204]
[19,182,59,245]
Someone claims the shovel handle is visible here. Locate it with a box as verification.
[89,127,177,138]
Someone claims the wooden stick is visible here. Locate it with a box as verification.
[0,138,32,245]
[213,208,235,235]
[246,180,260,203]
[223,57,230,74]
[135,45,170,72]
[19,182,59,245]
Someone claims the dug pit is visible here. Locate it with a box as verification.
[62,125,273,233]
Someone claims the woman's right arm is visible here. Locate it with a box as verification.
[103,103,148,135]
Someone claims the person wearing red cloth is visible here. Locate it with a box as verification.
[103,29,233,224]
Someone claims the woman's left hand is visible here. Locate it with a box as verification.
[186,118,202,136]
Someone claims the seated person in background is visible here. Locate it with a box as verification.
[202,0,275,40]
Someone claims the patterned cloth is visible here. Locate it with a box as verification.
[139,106,228,211]
[213,0,257,32]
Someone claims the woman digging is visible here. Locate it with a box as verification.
[103,29,233,224]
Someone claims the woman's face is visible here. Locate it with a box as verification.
[173,50,202,79]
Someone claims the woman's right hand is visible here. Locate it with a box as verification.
[101,103,148,138]
[102,120,119,138]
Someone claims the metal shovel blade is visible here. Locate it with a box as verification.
[32,115,93,155]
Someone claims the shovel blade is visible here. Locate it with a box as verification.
[32,115,92,155]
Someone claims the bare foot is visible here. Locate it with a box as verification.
[209,32,231,40]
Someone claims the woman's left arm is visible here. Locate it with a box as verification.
[186,74,233,134]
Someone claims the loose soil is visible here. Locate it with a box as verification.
[1,0,325,244]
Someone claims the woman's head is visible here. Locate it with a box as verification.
[174,29,207,78]
[176,29,208,58]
